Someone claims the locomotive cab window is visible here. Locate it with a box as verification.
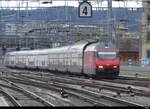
[96,52,118,59]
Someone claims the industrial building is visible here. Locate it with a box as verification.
[141,1,150,59]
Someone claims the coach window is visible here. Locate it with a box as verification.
[13,56,14,64]
[58,55,60,64]
[51,56,53,64]
[36,60,38,66]
[60,54,63,65]
[58,54,60,63]
[49,56,51,64]
[42,61,45,66]
[21,56,23,63]
[49,55,51,59]
[18,56,20,62]
[23,56,25,64]
[78,53,82,58]
[21,56,24,63]
[20,56,22,62]
[16,55,18,60]
[55,57,57,65]
[28,58,30,63]
[24,56,26,64]
[73,62,76,66]
[17,56,19,63]
[13,56,15,63]
[70,60,72,66]
[53,54,55,64]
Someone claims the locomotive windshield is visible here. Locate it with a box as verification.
[97,52,118,59]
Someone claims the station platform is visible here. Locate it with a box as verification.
[120,66,150,78]
[121,66,150,72]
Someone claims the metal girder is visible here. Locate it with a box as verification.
[0,6,142,8]
[0,0,147,1]
[0,0,143,8]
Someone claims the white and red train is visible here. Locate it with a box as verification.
[4,42,120,78]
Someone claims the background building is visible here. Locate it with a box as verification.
[142,1,150,59]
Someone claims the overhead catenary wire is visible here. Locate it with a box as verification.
[0,0,146,50]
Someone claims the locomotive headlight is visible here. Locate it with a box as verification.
[99,66,103,69]
[113,66,117,68]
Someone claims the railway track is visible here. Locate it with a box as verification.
[2,67,150,87]
[0,78,79,106]
[0,79,55,106]
[0,68,146,106]
[0,76,144,106]
[0,87,21,106]
[0,67,149,106]
[100,76,150,88]
[0,73,132,106]
[6,70,150,97]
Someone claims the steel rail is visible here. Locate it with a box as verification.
[0,0,145,2]
[0,78,55,106]
[0,75,145,107]
[0,77,107,106]
[1,68,150,104]
[5,68,150,83]
[0,87,22,106]
[65,85,144,106]
[11,72,150,98]
[1,76,106,106]
[48,82,145,107]
[100,76,150,87]
[1,68,150,98]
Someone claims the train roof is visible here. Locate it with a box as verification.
[6,42,89,56]
[5,41,118,56]
[85,41,117,51]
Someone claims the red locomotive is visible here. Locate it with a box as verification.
[83,42,120,78]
